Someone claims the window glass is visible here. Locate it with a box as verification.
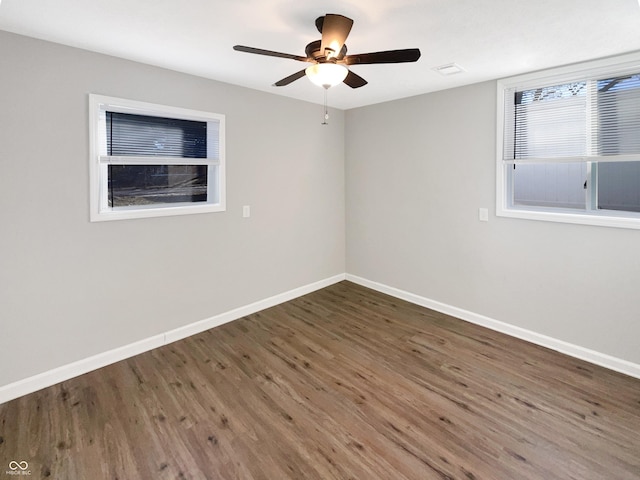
[597,161,640,213]
[108,165,208,207]
[513,163,586,210]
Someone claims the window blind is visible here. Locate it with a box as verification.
[503,72,640,163]
[598,75,640,156]
[106,112,209,158]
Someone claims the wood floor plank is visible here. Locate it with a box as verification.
[1,281,639,479]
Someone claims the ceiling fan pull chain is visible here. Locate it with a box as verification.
[322,87,329,125]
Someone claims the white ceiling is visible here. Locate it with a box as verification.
[1,0,640,110]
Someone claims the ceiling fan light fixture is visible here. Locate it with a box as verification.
[305,63,348,88]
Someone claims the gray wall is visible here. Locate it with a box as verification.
[0,32,345,386]
[2,30,638,390]
[346,81,640,365]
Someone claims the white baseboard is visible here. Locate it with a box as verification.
[0,334,166,405]
[0,274,346,405]
[3,271,637,405]
[346,274,640,380]
[163,274,345,345]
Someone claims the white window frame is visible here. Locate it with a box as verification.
[496,52,640,230]
[89,94,226,222]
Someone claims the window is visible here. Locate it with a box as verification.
[496,53,640,229]
[89,94,225,221]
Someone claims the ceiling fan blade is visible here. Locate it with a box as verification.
[319,14,354,59]
[344,48,421,65]
[233,45,310,63]
[273,69,307,87]
[343,70,368,89]
[336,44,348,60]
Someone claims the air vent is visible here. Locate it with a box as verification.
[433,63,465,76]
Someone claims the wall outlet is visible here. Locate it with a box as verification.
[479,208,489,222]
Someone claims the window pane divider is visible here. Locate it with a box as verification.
[99,155,218,166]
[505,154,640,165]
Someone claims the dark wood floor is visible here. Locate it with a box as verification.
[1,281,639,479]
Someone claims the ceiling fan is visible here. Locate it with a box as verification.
[233,14,421,90]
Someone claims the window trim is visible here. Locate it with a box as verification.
[89,94,226,222]
[496,52,640,230]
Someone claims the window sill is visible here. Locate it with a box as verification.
[496,205,640,230]
[90,202,225,222]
